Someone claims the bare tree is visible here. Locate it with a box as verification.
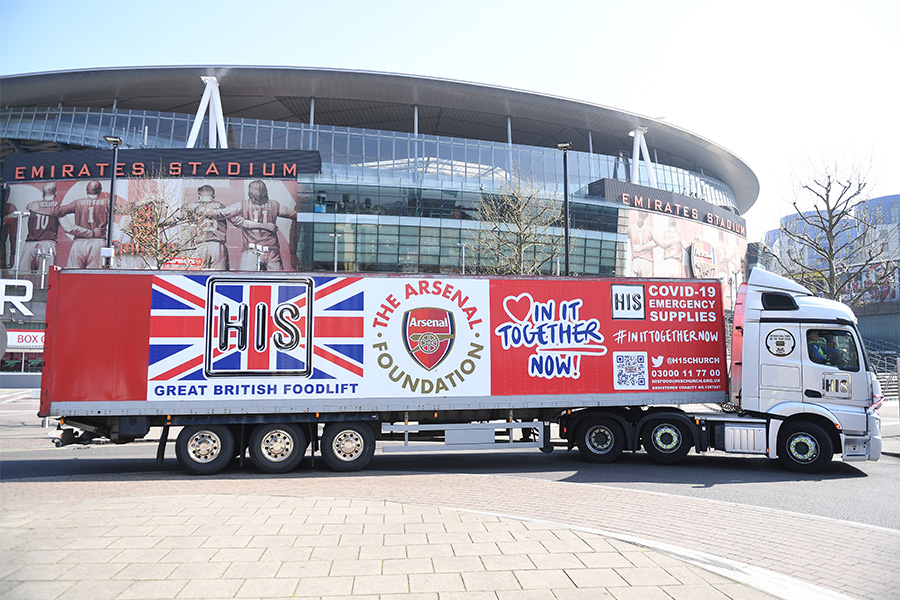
[472,171,571,275]
[765,160,898,305]
[116,170,205,270]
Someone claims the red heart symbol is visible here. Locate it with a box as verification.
[503,293,533,323]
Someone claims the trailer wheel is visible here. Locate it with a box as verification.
[642,419,690,464]
[777,421,834,473]
[577,418,625,463]
[321,422,375,472]
[249,424,308,474]
[175,425,235,475]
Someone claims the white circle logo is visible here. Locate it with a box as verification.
[765,329,795,357]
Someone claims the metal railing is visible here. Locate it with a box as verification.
[863,337,900,374]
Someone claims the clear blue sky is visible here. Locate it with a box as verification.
[1,0,898,240]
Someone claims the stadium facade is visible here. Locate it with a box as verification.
[0,66,758,386]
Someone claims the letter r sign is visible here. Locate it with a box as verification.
[0,279,34,317]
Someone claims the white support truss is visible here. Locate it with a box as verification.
[186,77,228,149]
[629,126,657,188]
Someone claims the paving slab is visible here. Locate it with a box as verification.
[0,474,860,600]
[3,390,898,599]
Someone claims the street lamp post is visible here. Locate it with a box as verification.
[329,233,342,272]
[556,142,572,276]
[37,247,53,289]
[102,136,123,268]
[457,242,467,275]
[248,243,268,271]
[12,210,30,279]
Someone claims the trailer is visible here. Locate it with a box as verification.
[40,267,882,474]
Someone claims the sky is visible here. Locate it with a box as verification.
[1,0,897,241]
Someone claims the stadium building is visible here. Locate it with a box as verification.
[0,66,758,386]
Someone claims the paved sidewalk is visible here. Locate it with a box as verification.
[1,491,778,600]
[6,470,888,600]
[2,390,898,599]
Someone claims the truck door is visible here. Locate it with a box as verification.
[800,326,867,433]
[758,322,803,410]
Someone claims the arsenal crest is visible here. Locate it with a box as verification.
[403,307,455,371]
[690,241,717,279]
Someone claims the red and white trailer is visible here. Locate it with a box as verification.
[40,268,882,474]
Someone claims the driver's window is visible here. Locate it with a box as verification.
[806,329,859,371]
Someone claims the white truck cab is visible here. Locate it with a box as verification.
[733,268,883,472]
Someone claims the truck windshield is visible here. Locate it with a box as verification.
[806,329,860,371]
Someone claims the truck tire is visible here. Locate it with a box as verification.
[577,418,625,463]
[321,422,375,472]
[642,419,690,464]
[777,421,834,473]
[175,425,235,475]
[249,423,308,474]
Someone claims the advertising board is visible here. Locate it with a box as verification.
[46,273,727,411]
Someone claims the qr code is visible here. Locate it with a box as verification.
[613,352,649,390]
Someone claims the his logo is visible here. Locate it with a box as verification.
[403,307,455,371]
[203,277,314,377]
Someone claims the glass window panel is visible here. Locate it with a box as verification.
[494,147,508,172]
[544,152,557,178]
[331,132,348,155]
[172,119,188,145]
[379,136,393,157]
[0,352,23,373]
[359,135,374,158]
[517,152,532,174]
[271,127,287,149]
[348,133,363,156]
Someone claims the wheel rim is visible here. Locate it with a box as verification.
[187,430,221,463]
[259,429,295,463]
[585,425,614,454]
[651,424,681,453]
[787,433,818,463]
[331,429,364,462]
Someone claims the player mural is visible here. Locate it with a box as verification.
[0,180,108,270]
[3,178,299,272]
[627,210,747,310]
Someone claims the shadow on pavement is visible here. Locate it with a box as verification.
[2,443,868,485]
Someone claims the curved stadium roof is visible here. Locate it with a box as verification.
[0,66,759,214]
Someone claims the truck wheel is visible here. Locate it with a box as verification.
[175,425,235,475]
[321,422,375,472]
[777,421,834,473]
[249,424,308,474]
[642,419,690,464]
[577,418,625,463]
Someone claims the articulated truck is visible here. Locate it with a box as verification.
[40,267,883,474]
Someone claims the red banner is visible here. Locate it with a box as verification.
[489,279,727,396]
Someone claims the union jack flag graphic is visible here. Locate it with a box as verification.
[307,276,365,380]
[147,275,365,384]
[148,274,210,382]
